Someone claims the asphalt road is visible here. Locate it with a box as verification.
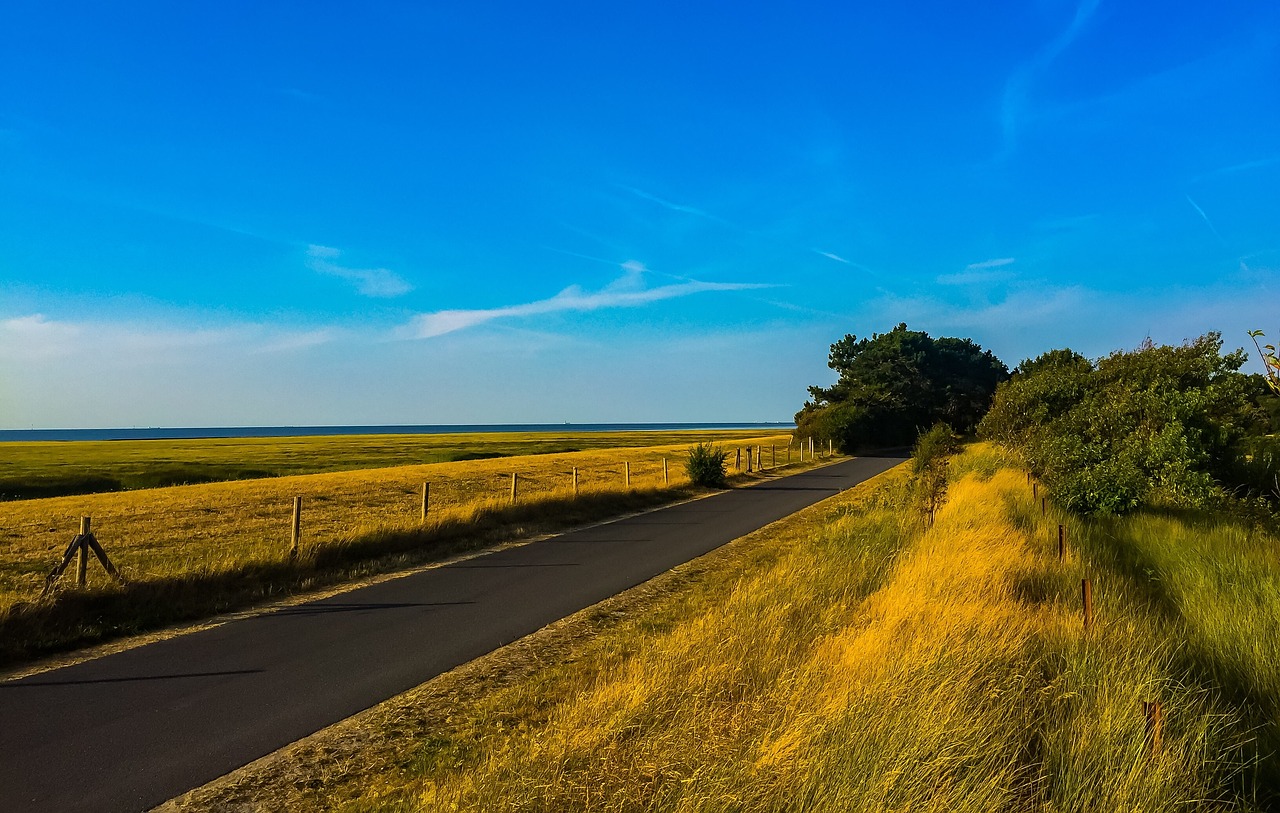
[0,454,904,812]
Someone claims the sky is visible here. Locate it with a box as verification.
[2,1,1278,428]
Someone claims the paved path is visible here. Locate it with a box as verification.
[0,455,904,812]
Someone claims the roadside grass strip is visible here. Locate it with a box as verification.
[298,445,1275,812]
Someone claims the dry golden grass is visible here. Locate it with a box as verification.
[302,445,1265,812]
[0,433,800,663]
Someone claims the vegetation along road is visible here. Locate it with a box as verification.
[0,453,904,813]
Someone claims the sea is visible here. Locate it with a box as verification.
[0,422,796,443]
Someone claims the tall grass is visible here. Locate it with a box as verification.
[312,445,1276,812]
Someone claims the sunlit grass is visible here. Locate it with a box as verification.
[308,445,1276,812]
[0,428,792,499]
[0,433,799,663]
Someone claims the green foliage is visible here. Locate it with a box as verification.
[685,442,729,487]
[1249,330,1280,394]
[980,333,1279,515]
[911,422,959,476]
[795,324,1008,452]
[910,423,957,518]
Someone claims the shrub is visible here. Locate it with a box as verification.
[685,443,729,487]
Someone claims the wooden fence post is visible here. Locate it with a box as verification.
[1041,496,1046,516]
[421,482,430,522]
[746,447,753,472]
[572,467,579,497]
[736,448,742,470]
[771,445,775,468]
[1033,481,1038,499]
[1082,578,1093,631]
[510,472,518,503]
[829,439,834,456]
[1143,701,1164,756]
[787,445,792,464]
[1058,524,1065,562]
[77,516,90,586]
[290,497,302,560]
[625,461,631,488]
[663,457,669,485]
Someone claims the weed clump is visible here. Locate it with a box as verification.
[685,443,729,487]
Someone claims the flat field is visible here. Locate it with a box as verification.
[179,443,1280,812]
[0,428,787,499]
[0,431,799,663]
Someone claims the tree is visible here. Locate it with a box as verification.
[979,332,1277,514]
[796,324,1009,452]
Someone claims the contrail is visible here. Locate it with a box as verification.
[1185,195,1227,245]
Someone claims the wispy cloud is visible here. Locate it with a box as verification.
[813,249,851,265]
[965,257,1016,271]
[620,186,737,228]
[1185,195,1226,244]
[1194,155,1280,182]
[307,245,413,298]
[0,313,340,364]
[1001,0,1102,155]
[400,272,773,339]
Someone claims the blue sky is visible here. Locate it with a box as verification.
[2,1,1278,428]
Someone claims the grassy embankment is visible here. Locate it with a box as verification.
[0,431,798,665]
[0,429,788,500]
[204,443,1280,812]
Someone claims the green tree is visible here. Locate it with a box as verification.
[979,333,1276,514]
[796,324,1008,451]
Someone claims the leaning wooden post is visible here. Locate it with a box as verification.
[290,497,302,560]
[76,516,91,587]
[1143,701,1164,756]
[1058,524,1065,562]
[663,457,669,485]
[1082,578,1093,631]
[624,461,631,488]
[572,467,579,496]
[421,482,430,522]
[510,472,518,503]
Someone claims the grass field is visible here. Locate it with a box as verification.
[0,428,788,500]
[0,432,800,665]
[186,443,1280,812]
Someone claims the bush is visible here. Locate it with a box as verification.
[685,442,729,487]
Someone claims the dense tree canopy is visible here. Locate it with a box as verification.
[795,324,1009,452]
[979,333,1279,514]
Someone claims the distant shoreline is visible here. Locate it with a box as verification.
[0,422,796,443]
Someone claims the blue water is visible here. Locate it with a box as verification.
[0,422,795,443]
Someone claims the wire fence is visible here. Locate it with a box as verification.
[1,435,826,604]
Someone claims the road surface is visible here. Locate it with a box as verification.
[0,454,904,812]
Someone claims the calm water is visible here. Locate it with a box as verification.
[0,422,795,443]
